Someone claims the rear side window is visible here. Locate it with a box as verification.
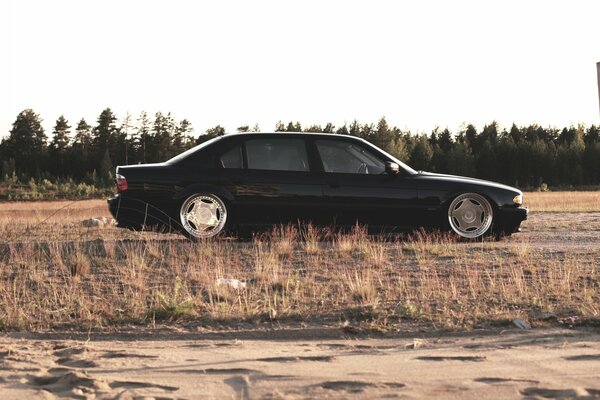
[316,140,385,174]
[220,145,243,169]
[245,138,309,172]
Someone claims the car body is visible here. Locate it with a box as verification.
[107,133,527,239]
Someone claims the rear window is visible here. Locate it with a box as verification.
[219,145,243,169]
[245,138,309,172]
[165,136,223,165]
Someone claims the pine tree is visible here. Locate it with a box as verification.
[584,125,599,145]
[348,120,361,137]
[197,125,225,144]
[323,123,335,133]
[3,109,47,178]
[508,123,523,143]
[336,124,349,135]
[49,115,71,177]
[120,112,132,165]
[438,128,453,152]
[92,108,119,171]
[304,124,322,133]
[286,121,302,132]
[388,137,409,162]
[464,124,478,151]
[73,119,92,150]
[409,135,433,171]
[164,112,178,158]
[359,123,374,141]
[71,118,93,179]
[99,149,113,185]
[133,111,151,163]
[447,142,475,177]
[148,112,178,161]
[177,119,194,150]
[275,121,286,132]
[373,117,394,153]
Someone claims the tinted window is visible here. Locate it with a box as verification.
[316,140,385,174]
[166,135,223,165]
[220,145,243,169]
[245,138,309,172]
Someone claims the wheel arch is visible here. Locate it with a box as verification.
[440,187,501,214]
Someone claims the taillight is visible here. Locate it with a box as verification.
[116,174,128,192]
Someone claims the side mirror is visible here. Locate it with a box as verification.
[385,161,400,175]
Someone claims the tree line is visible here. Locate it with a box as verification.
[1,108,599,189]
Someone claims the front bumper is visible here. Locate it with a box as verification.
[495,206,528,233]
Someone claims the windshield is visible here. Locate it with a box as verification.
[165,136,223,165]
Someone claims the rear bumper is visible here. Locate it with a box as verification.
[108,195,141,229]
[495,206,528,233]
[107,195,179,230]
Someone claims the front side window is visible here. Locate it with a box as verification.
[245,138,309,172]
[316,140,385,174]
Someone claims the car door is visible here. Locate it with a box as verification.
[312,138,420,230]
[224,136,323,226]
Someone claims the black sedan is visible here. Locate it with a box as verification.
[107,133,527,240]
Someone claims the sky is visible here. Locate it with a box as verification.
[1,0,599,140]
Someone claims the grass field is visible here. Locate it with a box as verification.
[523,191,600,212]
[0,192,598,332]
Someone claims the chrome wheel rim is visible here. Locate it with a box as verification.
[180,194,227,239]
[448,193,493,239]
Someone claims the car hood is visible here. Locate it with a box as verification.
[417,171,521,194]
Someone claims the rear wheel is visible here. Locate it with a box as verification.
[447,193,493,239]
[179,194,228,239]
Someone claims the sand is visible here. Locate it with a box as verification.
[1,327,600,399]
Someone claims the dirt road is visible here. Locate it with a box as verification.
[1,328,600,399]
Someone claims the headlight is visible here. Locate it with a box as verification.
[513,194,523,206]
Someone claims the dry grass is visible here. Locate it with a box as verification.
[0,199,111,221]
[524,191,600,212]
[0,196,598,331]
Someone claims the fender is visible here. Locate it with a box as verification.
[173,184,235,204]
[439,186,499,211]
[445,185,513,209]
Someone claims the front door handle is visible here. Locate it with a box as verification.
[327,182,340,188]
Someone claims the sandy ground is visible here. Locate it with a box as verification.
[1,328,600,399]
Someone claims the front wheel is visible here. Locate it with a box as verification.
[179,194,228,239]
[447,193,494,240]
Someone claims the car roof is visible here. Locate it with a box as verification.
[220,132,360,140]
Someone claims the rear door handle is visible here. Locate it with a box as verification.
[327,182,340,188]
